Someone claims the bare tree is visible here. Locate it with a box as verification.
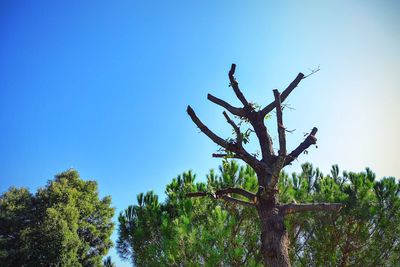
[186,64,344,267]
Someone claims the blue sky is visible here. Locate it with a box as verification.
[1,1,399,266]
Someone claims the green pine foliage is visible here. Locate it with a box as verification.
[282,163,400,266]
[118,161,400,266]
[117,161,262,266]
[0,169,115,267]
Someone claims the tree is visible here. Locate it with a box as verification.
[186,64,344,266]
[0,169,115,267]
[0,187,33,266]
[117,162,400,266]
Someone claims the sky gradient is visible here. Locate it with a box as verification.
[1,1,399,266]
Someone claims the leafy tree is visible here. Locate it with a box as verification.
[118,162,400,266]
[0,187,34,266]
[185,63,342,266]
[0,169,115,267]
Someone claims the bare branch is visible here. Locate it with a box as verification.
[187,106,260,171]
[228,64,249,107]
[223,111,242,143]
[261,73,305,117]
[280,72,305,105]
[207,94,245,117]
[221,195,255,207]
[212,153,240,159]
[273,89,286,156]
[187,105,230,149]
[215,187,256,200]
[303,66,320,79]
[280,202,344,215]
[285,127,318,166]
[285,128,296,133]
[186,191,255,207]
[252,118,275,162]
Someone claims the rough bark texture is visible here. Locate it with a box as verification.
[259,206,290,267]
[186,64,343,267]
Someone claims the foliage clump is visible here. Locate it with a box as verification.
[0,169,115,267]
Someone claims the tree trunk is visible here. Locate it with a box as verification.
[258,197,291,267]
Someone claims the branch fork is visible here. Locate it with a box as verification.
[186,64,338,215]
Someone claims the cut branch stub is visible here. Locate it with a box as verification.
[280,202,345,215]
[273,89,286,156]
[207,93,245,117]
[261,72,305,117]
[186,105,230,149]
[223,111,242,144]
[285,127,318,166]
[212,153,240,159]
[228,64,250,107]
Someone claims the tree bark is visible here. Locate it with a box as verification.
[256,171,290,267]
[258,196,291,267]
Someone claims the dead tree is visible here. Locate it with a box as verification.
[186,64,344,267]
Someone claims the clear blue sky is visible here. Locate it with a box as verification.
[1,1,399,266]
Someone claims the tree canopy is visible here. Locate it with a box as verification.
[118,161,400,266]
[0,169,115,267]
